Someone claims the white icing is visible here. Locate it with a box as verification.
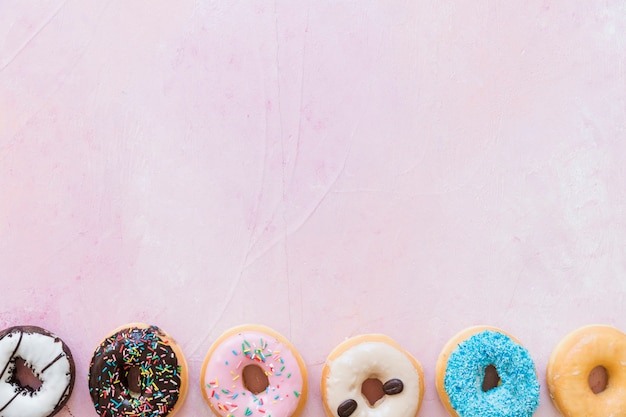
[0,330,72,417]
[324,341,421,417]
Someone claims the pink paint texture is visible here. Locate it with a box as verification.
[1,1,626,416]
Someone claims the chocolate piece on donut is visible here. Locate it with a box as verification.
[88,323,188,417]
[0,325,75,417]
[322,334,424,417]
[382,379,404,395]
[337,399,358,417]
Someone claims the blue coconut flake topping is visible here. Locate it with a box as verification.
[444,330,540,417]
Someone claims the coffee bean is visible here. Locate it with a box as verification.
[383,378,404,395]
[337,399,357,417]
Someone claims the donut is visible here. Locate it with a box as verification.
[547,324,626,417]
[88,323,189,417]
[0,325,75,417]
[321,334,424,417]
[200,324,308,417]
[436,326,540,417]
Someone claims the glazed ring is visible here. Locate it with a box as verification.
[201,324,308,417]
[321,334,424,417]
[436,326,540,417]
[88,323,189,417]
[547,325,626,417]
[0,325,75,417]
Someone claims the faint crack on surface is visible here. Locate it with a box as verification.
[244,138,354,270]
[0,0,69,72]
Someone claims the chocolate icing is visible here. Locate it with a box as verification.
[88,325,183,417]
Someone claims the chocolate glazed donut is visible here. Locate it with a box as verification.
[0,325,75,417]
[88,323,188,417]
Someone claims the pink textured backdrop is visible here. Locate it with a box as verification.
[2,1,626,416]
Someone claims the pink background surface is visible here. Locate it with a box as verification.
[1,1,626,417]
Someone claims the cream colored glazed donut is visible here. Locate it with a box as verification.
[547,325,626,417]
[201,324,308,417]
[321,334,424,417]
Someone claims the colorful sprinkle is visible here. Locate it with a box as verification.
[88,325,183,417]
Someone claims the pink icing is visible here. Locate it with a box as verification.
[203,330,305,417]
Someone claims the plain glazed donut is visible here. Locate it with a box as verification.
[0,326,75,417]
[88,323,188,417]
[436,326,540,417]
[201,324,308,417]
[321,334,424,417]
[547,325,626,417]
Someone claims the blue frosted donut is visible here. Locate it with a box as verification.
[436,327,540,417]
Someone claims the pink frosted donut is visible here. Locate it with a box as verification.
[201,325,308,417]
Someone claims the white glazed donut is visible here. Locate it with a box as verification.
[0,326,75,417]
[321,334,424,417]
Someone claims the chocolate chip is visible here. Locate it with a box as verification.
[382,378,404,395]
[337,399,357,417]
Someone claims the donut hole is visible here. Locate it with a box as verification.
[482,364,501,392]
[243,364,270,394]
[588,365,609,394]
[13,358,42,391]
[120,365,143,398]
[361,378,384,406]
